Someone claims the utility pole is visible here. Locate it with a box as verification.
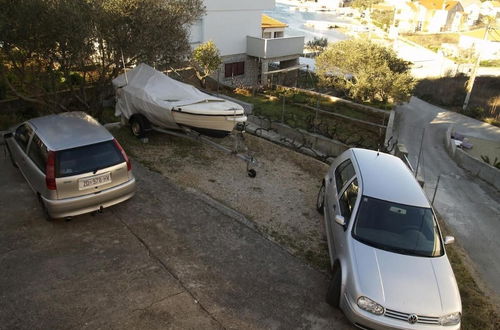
[463,24,490,111]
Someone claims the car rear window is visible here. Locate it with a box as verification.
[56,140,124,177]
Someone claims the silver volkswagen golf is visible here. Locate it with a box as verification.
[317,148,461,329]
[4,112,136,220]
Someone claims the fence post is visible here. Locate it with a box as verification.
[432,174,441,206]
[314,93,320,133]
[281,95,286,123]
[415,128,425,177]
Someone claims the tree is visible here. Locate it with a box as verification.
[351,0,383,10]
[0,0,204,115]
[191,41,222,88]
[306,37,328,52]
[316,39,415,103]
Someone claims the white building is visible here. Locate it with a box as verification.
[461,0,482,26]
[190,0,305,86]
[459,28,500,60]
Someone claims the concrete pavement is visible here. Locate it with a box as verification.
[395,97,500,301]
[0,152,351,329]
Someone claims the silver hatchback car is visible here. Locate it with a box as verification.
[4,112,136,220]
[317,148,461,330]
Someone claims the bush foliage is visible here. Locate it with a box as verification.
[316,39,415,104]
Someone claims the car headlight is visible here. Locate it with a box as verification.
[357,296,384,315]
[439,312,461,326]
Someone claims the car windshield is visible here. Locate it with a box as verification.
[56,140,124,177]
[352,196,443,257]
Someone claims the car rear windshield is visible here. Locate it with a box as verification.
[56,140,124,177]
[352,196,443,257]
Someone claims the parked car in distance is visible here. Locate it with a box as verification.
[316,148,461,330]
[4,112,136,220]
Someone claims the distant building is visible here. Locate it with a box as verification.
[480,1,500,21]
[459,28,500,60]
[389,0,464,33]
[417,0,464,32]
[189,0,304,87]
[461,0,482,26]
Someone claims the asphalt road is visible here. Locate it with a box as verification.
[0,152,351,329]
[396,97,500,301]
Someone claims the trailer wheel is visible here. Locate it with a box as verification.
[130,115,148,138]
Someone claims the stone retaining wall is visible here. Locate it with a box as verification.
[247,115,349,160]
[445,126,500,191]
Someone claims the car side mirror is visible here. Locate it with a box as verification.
[335,215,346,227]
[444,236,455,245]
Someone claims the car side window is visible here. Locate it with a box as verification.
[339,179,359,222]
[28,134,48,172]
[335,160,355,193]
[14,124,33,152]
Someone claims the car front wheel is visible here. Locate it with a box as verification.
[326,264,341,307]
[316,182,325,214]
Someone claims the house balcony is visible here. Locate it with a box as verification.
[246,36,305,59]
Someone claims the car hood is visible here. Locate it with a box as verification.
[351,239,461,316]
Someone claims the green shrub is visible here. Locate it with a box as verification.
[466,106,485,119]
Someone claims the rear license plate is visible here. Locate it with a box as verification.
[78,172,111,190]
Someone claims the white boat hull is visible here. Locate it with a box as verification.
[172,110,247,137]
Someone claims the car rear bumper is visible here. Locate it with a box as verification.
[42,177,136,218]
[341,293,460,330]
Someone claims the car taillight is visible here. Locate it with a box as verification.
[113,139,131,171]
[45,151,57,190]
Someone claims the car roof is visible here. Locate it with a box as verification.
[351,148,430,208]
[28,112,113,151]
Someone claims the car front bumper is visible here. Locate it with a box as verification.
[42,177,136,219]
[341,293,461,330]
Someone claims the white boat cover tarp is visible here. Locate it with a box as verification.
[112,63,223,128]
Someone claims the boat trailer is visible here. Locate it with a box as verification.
[144,125,258,178]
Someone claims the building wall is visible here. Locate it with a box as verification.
[190,0,275,56]
[459,36,500,60]
[189,0,276,86]
[210,54,261,87]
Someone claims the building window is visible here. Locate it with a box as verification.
[225,62,245,78]
[274,31,284,38]
[263,31,272,38]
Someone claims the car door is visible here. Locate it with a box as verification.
[25,133,49,196]
[9,123,34,183]
[325,158,356,257]
[332,178,359,256]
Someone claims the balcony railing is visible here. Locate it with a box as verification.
[247,36,305,59]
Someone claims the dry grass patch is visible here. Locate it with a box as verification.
[437,214,500,330]
[112,126,331,271]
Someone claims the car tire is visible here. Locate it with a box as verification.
[37,194,52,222]
[326,264,341,307]
[316,182,325,214]
[130,115,148,138]
[5,144,18,168]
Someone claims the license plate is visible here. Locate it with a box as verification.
[78,172,111,190]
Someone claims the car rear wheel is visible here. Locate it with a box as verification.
[326,264,341,307]
[316,182,325,214]
[130,115,148,138]
[5,144,18,168]
[37,194,52,222]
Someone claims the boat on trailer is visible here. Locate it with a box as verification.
[113,63,246,138]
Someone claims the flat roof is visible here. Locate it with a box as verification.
[29,112,113,151]
[352,149,430,208]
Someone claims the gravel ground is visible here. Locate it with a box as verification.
[113,127,331,271]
